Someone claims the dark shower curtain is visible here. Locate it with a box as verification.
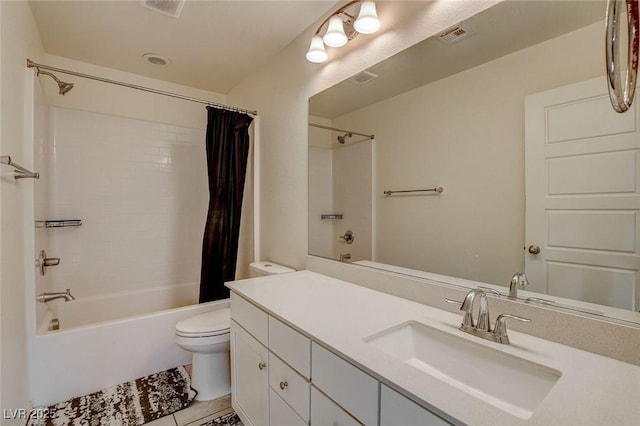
[199,106,253,303]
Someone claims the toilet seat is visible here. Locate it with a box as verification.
[175,308,230,338]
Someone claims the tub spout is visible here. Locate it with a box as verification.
[36,289,75,303]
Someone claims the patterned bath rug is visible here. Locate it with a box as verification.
[29,366,196,426]
[199,411,243,426]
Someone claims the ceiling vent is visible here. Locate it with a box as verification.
[349,70,379,85]
[437,25,473,46]
[141,0,185,18]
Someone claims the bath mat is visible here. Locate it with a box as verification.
[199,411,243,426]
[29,366,196,426]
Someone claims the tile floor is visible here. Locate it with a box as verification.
[145,394,234,426]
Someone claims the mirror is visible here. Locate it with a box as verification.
[308,0,640,324]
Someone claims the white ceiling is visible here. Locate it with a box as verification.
[29,0,337,94]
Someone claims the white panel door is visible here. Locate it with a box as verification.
[525,76,640,311]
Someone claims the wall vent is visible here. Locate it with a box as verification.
[349,70,379,85]
[141,0,185,18]
[437,25,473,46]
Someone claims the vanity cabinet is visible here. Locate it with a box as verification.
[230,291,451,426]
[231,293,310,426]
[230,320,268,426]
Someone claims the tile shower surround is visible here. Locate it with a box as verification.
[36,107,208,302]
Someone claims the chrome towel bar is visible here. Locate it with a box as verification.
[383,187,443,196]
[0,155,39,179]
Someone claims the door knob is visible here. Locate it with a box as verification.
[528,245,541,255]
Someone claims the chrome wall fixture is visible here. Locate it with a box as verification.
[26,59,257,115]
[605,0,639,113]
[383,187,444,196]
[0,155,39,179]
[308,122,375,139]
[306,1,381,63]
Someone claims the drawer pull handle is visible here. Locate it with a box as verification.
[279,380,288,390]
[258,362,266,370]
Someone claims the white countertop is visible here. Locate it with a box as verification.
[227,270,640,426]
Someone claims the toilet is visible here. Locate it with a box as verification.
[175,261,294,401]
[249,260,295,278]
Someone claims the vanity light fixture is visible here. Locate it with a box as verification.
[306,0,380,64]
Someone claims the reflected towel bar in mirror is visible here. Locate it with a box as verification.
[383,187,444,196]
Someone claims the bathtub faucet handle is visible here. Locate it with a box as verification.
[36,289,75,303]
[36,250,61,276]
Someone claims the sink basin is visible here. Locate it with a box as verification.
[364,321,561,419]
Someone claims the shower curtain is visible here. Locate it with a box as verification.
[199,106,253,303]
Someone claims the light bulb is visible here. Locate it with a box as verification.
[306,36,328,63]
[354,1,380,34]
[323,15,348,47]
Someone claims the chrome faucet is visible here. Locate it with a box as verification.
[446,289,530,344]
[36,289,75,303]
[509,272,529,298]
[459,289,491,331]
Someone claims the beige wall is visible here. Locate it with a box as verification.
[330,21,603,285]
[228,0,500,270]
[0,1,45,419]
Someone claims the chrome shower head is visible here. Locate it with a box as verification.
[337,132,352,144]
[58,81,74,95]
[37,70,74,96]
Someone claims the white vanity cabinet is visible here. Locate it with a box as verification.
[231,293,310,426]
[230,291,452,426]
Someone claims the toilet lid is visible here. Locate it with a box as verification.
[175,308,230,337]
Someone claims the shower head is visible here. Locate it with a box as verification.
[36,69,74,96]
[337,132,352,144]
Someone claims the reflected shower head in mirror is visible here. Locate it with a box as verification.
[37,69,74,95]
[337,132,352,144]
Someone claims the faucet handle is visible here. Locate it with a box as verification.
[493,313,531,344]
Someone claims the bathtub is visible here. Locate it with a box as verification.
[29,285,229,407]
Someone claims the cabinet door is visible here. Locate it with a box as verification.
[270,389,308,426]
[311,343,378,425]
[231,320,268,426]
[380,384,451,426]
[311,386,362,426]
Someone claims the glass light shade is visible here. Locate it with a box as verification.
[306,36,328,63]
[323,15,348,47]
[354,1,380,34]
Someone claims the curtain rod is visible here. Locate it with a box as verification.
[308,122,374,139]
[26,59,257,116]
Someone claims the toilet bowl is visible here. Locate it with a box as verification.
[175,261,294,401]
[175,308,231,401]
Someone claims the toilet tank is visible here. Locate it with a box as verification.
[249,261,295,277]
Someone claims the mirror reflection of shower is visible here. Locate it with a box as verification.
[37,70,74,95]
[27,59,74,95]
[337,132,352,144]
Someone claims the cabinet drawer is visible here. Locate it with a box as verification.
[231,292,268,345]
[311,343,378,426]
[269,389,308,426]
[268,316,311,379]
[311,386,362,426]
[269,352,310,422]
[380,384,451,426]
